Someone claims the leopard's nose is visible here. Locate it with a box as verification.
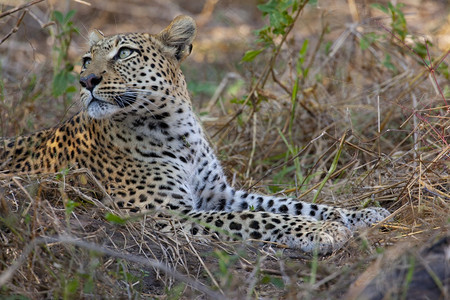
[79,73,103,91]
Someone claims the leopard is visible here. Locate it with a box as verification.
[0,15,390,254]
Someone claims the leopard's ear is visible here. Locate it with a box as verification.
[157,15,196,62]
[88,30,104,47]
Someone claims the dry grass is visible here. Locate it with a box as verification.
[0,0,449,299]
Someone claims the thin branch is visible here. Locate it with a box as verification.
[0,0,44,19]
[212,0,309,139]
[0,235,225,300]
[260,0,308,89]
[0,10,27,45]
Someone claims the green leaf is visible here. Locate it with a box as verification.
[257,0,298,36]
[241,49,264,62]
[278,0,296,12]
[270,277,285,288]
[413,42,428,59]
[257,0,278,14]
[299,39,308,56]
[360,37,370,51]
[55,167,70,179]
[371,3,388,14]
[64,10,76,24]
[382,54,396,72]
[292,0,299,12]
[65,199,80,215]
[83,276,95,293]
[402,256,416,297]
[166,283,185,300]
[297,39,309,68]
[324,41,332,55]
[218,256,227,275]
[52,11,64,24]
[360,33,379,50]
[52,71,68,97]
[24,214,31,225]
[65,278,79,296]
[387,2,395,13]
[437,62,449,79]
[261,275,271,284]
[52,70,76,97]
[105,213,127,225]
[230,95,246,105]
[65,85,77,93]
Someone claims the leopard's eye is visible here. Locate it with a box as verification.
[82,57,91,68]
[118,47,133,59]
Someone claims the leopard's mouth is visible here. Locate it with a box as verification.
[88,97,110,107]
[87,93,137,109]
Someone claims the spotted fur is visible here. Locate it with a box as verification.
[0,16,390,254]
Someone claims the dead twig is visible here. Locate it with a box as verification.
[0,10,27,45]
[0,0,44,19]
[0,235,225,300]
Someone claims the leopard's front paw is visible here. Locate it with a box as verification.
[338,207,390,230]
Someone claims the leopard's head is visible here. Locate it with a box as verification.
[79,15,196,120]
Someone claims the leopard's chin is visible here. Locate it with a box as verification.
[87,97,121,119]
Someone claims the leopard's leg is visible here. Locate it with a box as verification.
[181,210,351,254]
[231,189,390,230]
[201,186,390,230]
[334,207,391,230]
